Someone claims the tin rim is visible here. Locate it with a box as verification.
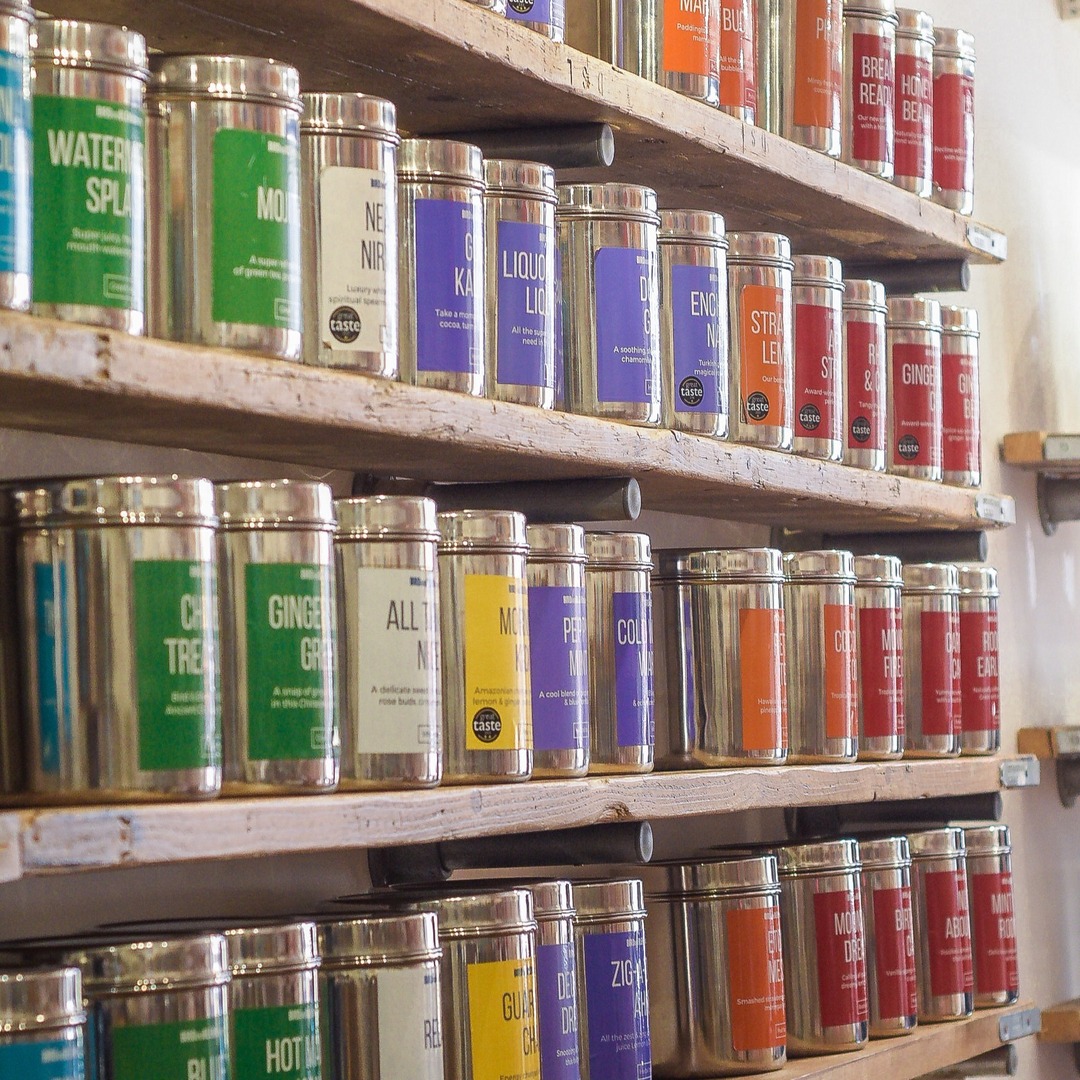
[555,182,660,226]
[526,523,587,563]
[687,547,785,582]
[0,968,85,1031]
[907,827,967,859]
[934,28,976,60]
[727,232,794,269]
[317,912,442,967]
[963,825,1010,857]
[300,92,399,142]
[887,296,943,332]
[0,0,31,22]
[775,838,862,876]
[902,562,960,594]
[940,305,980,339]
[15,476,218,528]
[642,856,780,899]
[792,255,845,291]
[858,835,911,870]
[483,158,557,201]
[572,879,647,922]
[585,531,652,571]
[216,479,337,530]
[896,9,934,44]
[409,889,537,938]
[956,564,999,598]
[399,138,485,187]
[148,54,301,108]
[854,553,903,587]
[783,549,857,584]
[64,935,230,994]
[843,0,899,24]
[335,495,439,542]
[33,19,148,78]
[437,509,528,553]
[658,209,728,247]
[223,922,319,977]
[843,279,887,314]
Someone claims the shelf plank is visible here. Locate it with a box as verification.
[1039,999,1080,1043]
[40,0,1005,266]
[1017,727,1080,759]
[0,312,1015,533]
[1001,432,1080,474]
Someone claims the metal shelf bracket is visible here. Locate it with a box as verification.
[999,1007,1041,1043]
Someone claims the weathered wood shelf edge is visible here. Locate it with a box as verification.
[0,313,1016,533]
[1001,431,1080,474]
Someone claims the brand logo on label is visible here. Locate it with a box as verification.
[509,0,535,9]
[851,415,871,444]
[898,434,920,460]
[746,391,770,421]
[472,707,503,743]
[679,376,704,408]
[329,305,362,343]
[798,403,821,431]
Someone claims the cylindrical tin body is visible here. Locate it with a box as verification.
[901,563,960,757]
[485,159,557,408]
[335,496,442,790]
[557,183,662,426]
[16,477,220,802]
[318,912,445,1080]
[0,967,85,1077]
[0,490,23,797]
[659,210,729,437]
[438,511,531,783]
[585,532,654,775]
[792,255,844,460]
[527,524,589,778]
[963,826,1019,1008]
[842,0,898,178]
[842,279,888,470]
[956,565,999,756]
[887,296,943,481]
[644,858,786,1076]
[300,92,399,374]
[907,828,974,1022]
[398,139,486,395]
[718,0,756,121]
[932,29,975,215]
[575,880,652,1080]
[146,55,302,358]
[217,480,338,795]
[32,20,146,333]
[506,0,566,40]
[854,554,904,760]
[940,306,981,488]
[0,0,31,314]
[775,840,869,1054]
[727,233,794,449]
[652,549,696,770]
[893,9,934,197]
[783,550,858,763]
[858,837,917,1038]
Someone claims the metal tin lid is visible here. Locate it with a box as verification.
[527,523,586,563]
[641,856,780,899]
[585,531,652,571]
[336,496,439,542]
[300,92,399,142]
[907,826,966,859]
[688,547,785,582]
[65,935,230,994]
[956,564,998,598]
[437,509,528,553]
[902,562,960,594]
[0,0,33,24]
[525,880,576,921]
[792,255,845,291]
[223,922,319,977]
[775,838,862,876]
[896,9,934,44]
[963,825,1010,857]
[317,912,441,967]
[887,296,942,331]
[34,20,147,78]
[934,28,976,61]
[216,480,336,530]
[652,548,695,582]
[555,183,660,226]
[854,554,903,587]
[0,968,85,1032]
[783,549,856,584]
[658,209,728,248]
[398,139,485,187]
[413,889,536,939]
[940,306,980,338]
[18,476,217,528]
[149,55,301,108]
[726,232,794,269]
[858,835,911,870]
[843,0,898,22]
[843,279,887,314]
[484,159,557,202]
[573,879,647,923]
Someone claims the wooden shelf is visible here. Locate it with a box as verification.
[0,312,1015,533]
[1001,432,1080,474]
[40,0,1006,267]
[1039,999,1080,1043]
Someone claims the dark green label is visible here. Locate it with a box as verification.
[133,559,219,772]
[32,94,144,310]
[212,126,301,330]
[245,562,333,762]
[233,1003,320,1080]
[111,1017,228,1080]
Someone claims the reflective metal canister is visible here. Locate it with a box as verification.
[854,554,904,760]
[940,306,981,488]
[0,489,22,797]
[217,480,338,795]
[575,879,651,1080]
[893,9,933,197]
[224,922,321,1080]
[438,511,531,783]
[485,159,557,408]
[334,496,441,790]
[15,477,220,802]
[527,524,589,778]
[907,828,974,1021]
[956,565,999,756]
[556,183,662,426]
[842,0,897,179]
[727,233,794,449]
[652,549,696,770]
[887,296,943,481]
[901,563,960,757]
[932,29,975,216]
[775,840,869,1054]
[506,0,566,40]
[718,0,755,121]
[0,0,31,314]
[146,56,302,358]
[0,967,85,1078]
[963,826,1019,1008]
[783,550,858,763]
[468,0,507,8]
[842,279,888,471]
[318,912,444,1080]
[858,837,917,1038]
[644,858,786,1076]
[585,532,654,775]
[659,210,729,437]
[32,20,146,333]
[792,255,844,460]
[398,139,485,395]
[300,92,399,374]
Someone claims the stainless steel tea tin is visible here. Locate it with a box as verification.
[718,0,756,121]
[907,828,974,1021]
[217,480,338,795]
[485,159,557,408]
[659,210,729,437]
[932,29,976,216]
[0,967,85,1077]
[727,233,794,449]
[300,92,399,374]
[0,0,31,314]
[775,840,869,1054]
[652,549,696,771]
[893,9,933,196]
[32,20,147,333]
[438,510,531,783]
[842,279,887,470]
[940,306,981,488]
[335,496,441,790]
[527,524,589,778]
[963,825,1018,1008]
[16,477,220,802]
[318,912,445,1080]
[398,139,486,395]
[901,563,960,757]
[506,0,566,40]
[887,296,943,481]
[0,489,22,798]
[147,55,302,358]
[467,0,507,8]
[658,0,721,105]
[556,183,662,426]
[792,255,844,460]
[574,879,651,1080]
[854,554,904,760]
[858,836,917,1038]
[783,550,858,763]
[842,0,898,179]
[644,858,786,1076]
[956,564,999,756]
[585,532,654,774]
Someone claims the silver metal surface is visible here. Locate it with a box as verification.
[0,966,85,1065]
[854,553,904,759]
[887,296,943,481]
[842,279,888,470]
[792,255,844,461]
[963,826,1018,1010]
[641,0,720,106]
[0,491,21,796]
[940,306,981,488]
[956,564,999,756]
[0,1,30,314]
[842,0,898,178]
[893,9,934,196]
[652,549,697,771]
[506,0,566,40]
[718,0,756,121]
[932,29,976,215]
